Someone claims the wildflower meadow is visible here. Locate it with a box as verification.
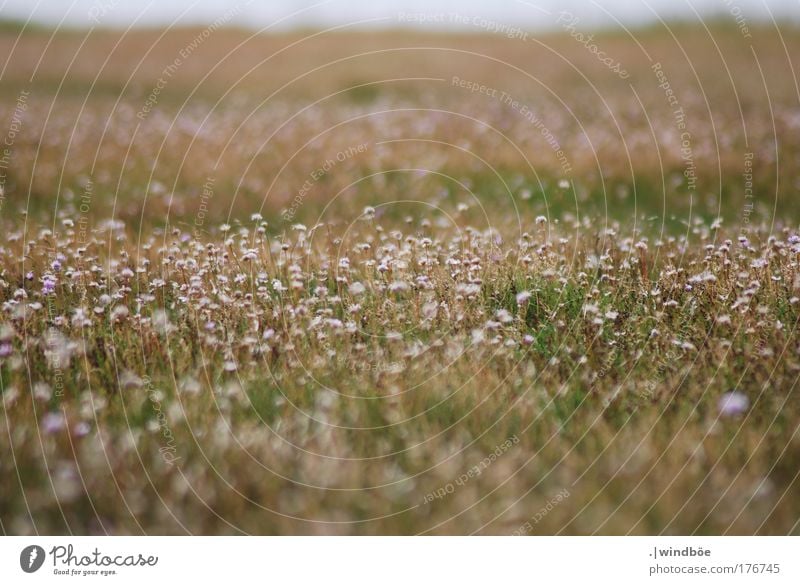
[0,14,799,536]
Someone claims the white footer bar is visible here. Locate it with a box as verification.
[1,537,795,583]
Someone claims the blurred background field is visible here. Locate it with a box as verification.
[1,22,799,230]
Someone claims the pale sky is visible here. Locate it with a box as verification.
[0,0,797,30]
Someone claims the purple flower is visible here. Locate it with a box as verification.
[42,275,56,295]
[25,271,34,281]
[718,391,749,418]
[51,260,62,272]
[0,342,12,357]
[41,412,66,434]
[73,422,91,437]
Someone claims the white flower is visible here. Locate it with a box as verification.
[349,282,366,296]
[495,309,513,324]
[33,382,52,401]
[389,281,410,293]
[110,305,129,323]
[582,303,600,315]
[422,302,438,319]
[0,324,14,342]
[456,283,481,298]
[152,309,174,335]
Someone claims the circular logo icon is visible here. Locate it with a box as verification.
[20,545,46,573]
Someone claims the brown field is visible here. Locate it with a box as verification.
[1,21,799,534]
